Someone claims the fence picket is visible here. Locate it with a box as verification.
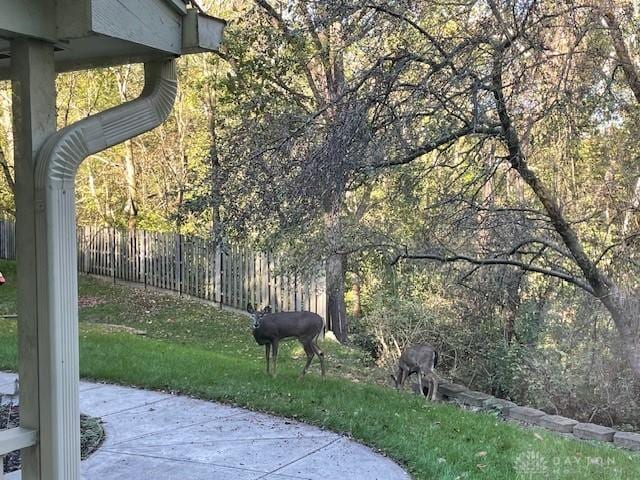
[223,245,229,305]
[0,222,325,318]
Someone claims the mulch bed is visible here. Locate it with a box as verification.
[1,404,104,474]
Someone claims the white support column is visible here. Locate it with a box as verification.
[11,38,57,480]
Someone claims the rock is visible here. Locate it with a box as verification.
[438,383,467,398]
[485,397,517,413]
[433,383,446,401]
[505,406,546,424]
[537,415,578,433]
[455,390,495,408]
[572,423,615,442]
[613,431,640,451]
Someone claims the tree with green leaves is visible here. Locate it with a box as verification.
[203,0,419,342]
[365,0,640,378]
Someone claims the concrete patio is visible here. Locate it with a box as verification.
[0,372,411,480]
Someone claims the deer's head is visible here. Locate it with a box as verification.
[247,304,272,330]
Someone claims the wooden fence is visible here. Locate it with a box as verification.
[0,220,15,261]
[0,220,326,317]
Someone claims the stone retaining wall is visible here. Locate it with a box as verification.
[434,379,640,452]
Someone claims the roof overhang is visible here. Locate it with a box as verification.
[0,0,225,79]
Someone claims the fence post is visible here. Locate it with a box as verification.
[87,226,92,273]
[237,245,243,309]
[260,253,268,309]
[111,228,116,284]
[246,249,252,308]
[273,256,280,312]
[142,230,147,289]
[222,244,229,306]
[247,250,252,308]
[194,238,200,298]
[296,274,303,311]
[0,219,5,258]
[80,226,86,273]
[214,244,221,305]
[232,245,237,308]
[175,234,181,296]
[303,277,311,311]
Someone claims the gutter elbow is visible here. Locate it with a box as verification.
[36,59,177,190]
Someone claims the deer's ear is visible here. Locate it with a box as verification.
[247,303,255,314]
[262,305,272,313]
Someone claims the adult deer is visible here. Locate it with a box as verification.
[391,343,439,401]
[247,304,326,378]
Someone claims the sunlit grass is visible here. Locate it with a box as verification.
[0,260,638,479]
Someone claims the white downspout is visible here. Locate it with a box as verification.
[33,59,177,479]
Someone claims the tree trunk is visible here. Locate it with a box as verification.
[351,274,362,318]
[123,140,138,230]
[115,67,138,231]
[602,10,640,104]
[324,204,348,343]
[492,54,640,378]
[326,251,348,342]
[0,144,15,196]
[628,340,640,378]
[0,87,14,198]
[623,175,640,235]
[206,83,222,243]
[598,287,640,378]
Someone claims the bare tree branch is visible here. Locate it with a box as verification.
[392,251,594,294]
[601,9,640,103]
[254,0,326,108]
[373,126,500,168]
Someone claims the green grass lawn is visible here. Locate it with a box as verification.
[0,260,638,479]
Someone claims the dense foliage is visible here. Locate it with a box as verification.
[2,0,640,429]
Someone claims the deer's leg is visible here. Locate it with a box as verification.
[391,368,401,388]
[433,376,437,400]
[429,372,439,401]
[417,370,424,397]
[311,342,325,378]
[395,367,406,389]
[300,342,315,379]
[271,340,279,377]
[265,344,271,375]
[424,374,433,399]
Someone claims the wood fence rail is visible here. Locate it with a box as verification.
[0,220,326,318]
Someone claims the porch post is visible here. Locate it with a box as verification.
[11,38,64,480]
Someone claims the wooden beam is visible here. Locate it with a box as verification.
[11,37,57,480]
[91,0,183,54]
[0,0,56,41]
[0,428,38,455]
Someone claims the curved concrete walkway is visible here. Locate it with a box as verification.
[1,372,410,480]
